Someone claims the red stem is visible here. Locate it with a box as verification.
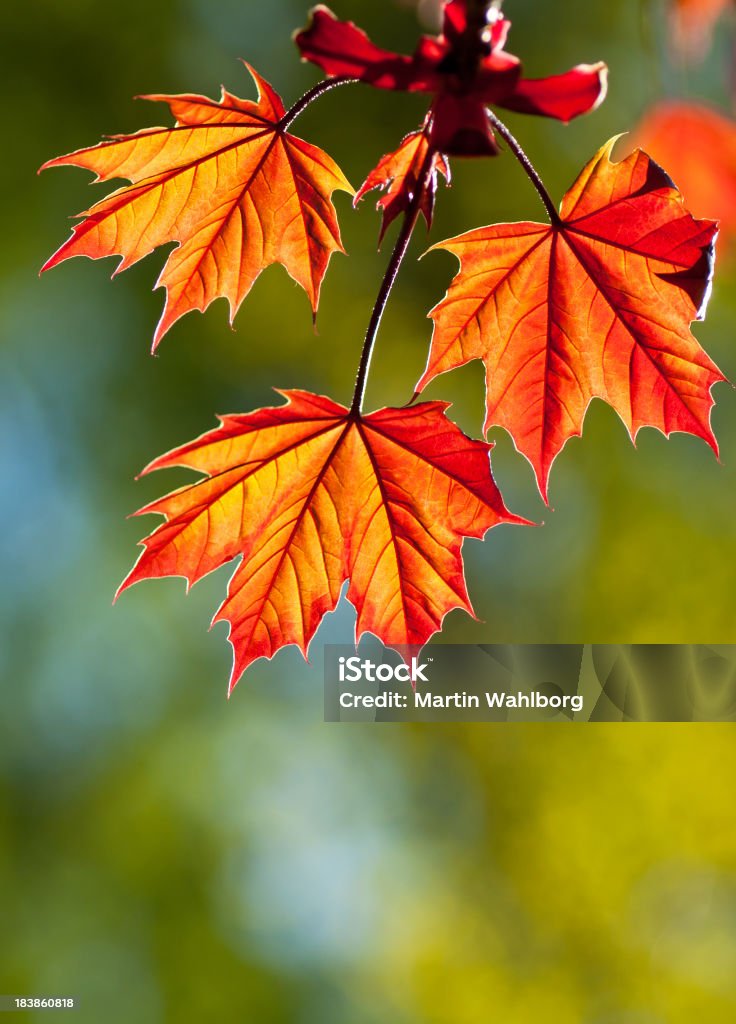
[486,109,561,225]
[280,76,358,130]
[350,146,437,416]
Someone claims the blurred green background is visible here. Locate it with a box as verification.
[1,0,735,1020]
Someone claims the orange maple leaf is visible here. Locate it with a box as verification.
[418,139,725,502]
[40,65,352,349]
[117,390,528,691]
[355,129,450,244]
[631,101,736,254]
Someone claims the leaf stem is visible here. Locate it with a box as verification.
[350,147,437,416]
[280,76,358,131]
[486,109,561,225]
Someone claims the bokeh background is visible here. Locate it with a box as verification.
[1,0,735,1020]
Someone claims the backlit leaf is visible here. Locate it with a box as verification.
[117,390,529,691]
[355,129,450,244]
[41,65,352,349]
[418,139,725,502]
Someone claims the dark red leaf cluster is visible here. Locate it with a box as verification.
[296,2,607,156]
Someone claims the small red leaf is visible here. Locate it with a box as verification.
[355,129,450,244]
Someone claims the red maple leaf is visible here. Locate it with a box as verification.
[355,128,451,243]
[40,66,352,348]
[117,391,529,691]
[295,2,607,157]
[418,140,725,501]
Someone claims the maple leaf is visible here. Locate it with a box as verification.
[631,101,736,255]
[117,390,529,691]
[417,139,725,502]
[296,3,607,156]
[355,128,450,244]
[40,65,352,349]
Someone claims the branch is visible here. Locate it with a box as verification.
[486,109,561,225]
[280,76,358,131]
[350,147,438,416]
